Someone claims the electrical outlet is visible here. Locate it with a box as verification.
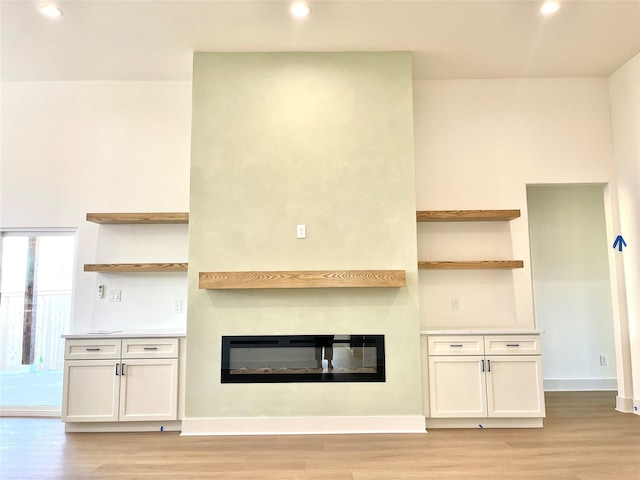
[599,354,608,366]
[297,224,306,239]
[451,297,460,312]
[173,301,182,314]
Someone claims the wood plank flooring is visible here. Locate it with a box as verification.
[1,392,639,479]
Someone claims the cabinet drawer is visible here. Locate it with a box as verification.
[65,339,121,360]
[121,338,179,358]
[484,335,541,355]
[428,336,484,356]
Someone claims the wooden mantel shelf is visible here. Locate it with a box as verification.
[416,210,520,222]
[418,261,524,270]
[86,212,189,224]
[199,270,407,289]
[84,263,188,273]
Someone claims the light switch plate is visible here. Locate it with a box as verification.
[451,297,460,311]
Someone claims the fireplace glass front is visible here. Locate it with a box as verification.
[221,335,385,383]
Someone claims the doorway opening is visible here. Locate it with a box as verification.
[526,184,616,393]
[0,232,76,414]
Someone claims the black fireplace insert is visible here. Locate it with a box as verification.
[221,335,385,383]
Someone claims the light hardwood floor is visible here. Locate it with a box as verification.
[1,392,638,480]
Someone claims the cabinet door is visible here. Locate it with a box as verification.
[118,359,178,422]
[62,360,120,422]
[485,355,545,418]
[428,356,486,418]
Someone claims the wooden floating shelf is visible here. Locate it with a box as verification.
[416,210,520,222]
[199,270,407,290]
[86,212,189,224]
[418,261,524,270]
[84,263,188,273]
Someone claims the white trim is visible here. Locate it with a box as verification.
[0,228,77,235]
[64,421,181,433]
[543,378,617,391]
[0,406,61,417]
[181,415,426,436]
[616,395,634,413]
[426,417,543,429]
[421,329,543,335]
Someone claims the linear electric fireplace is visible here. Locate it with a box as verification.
[221,335,385,383]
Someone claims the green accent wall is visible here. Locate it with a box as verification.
[187,52,421,417]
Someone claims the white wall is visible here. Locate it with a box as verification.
[413,78,615,331]
[608,53,640,413]
[527,185,616,391]
[0,81,192,332]
[2,70,634,418]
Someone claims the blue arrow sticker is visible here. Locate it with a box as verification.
[613,235,627,252]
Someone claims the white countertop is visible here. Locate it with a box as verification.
[64,329,541,338]
[421,329,543,335]
[62,329,186,339]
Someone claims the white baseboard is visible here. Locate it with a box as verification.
[543,378,617,391]
[0,406,61,418]
[426,417,543,429]
[64,420,182,433]
[181,415,426,436]
[616,395,634,413]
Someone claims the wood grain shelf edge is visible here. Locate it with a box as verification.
[84,263,188,273]
[416,210,520,222]
[86,212,189,224]
[418,260,524,270]
[199,270,407,289]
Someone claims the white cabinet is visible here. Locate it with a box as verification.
[427,334,545,425]
[429,355,487,417]
[62,337,179,423]
[63,358,121,422]
[485,355,544,417]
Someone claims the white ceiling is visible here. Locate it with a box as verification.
[1,0,638,82]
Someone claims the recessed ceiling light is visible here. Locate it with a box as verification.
[540,1,560,15]
[290,3,311,18]
[39,4,63,18]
